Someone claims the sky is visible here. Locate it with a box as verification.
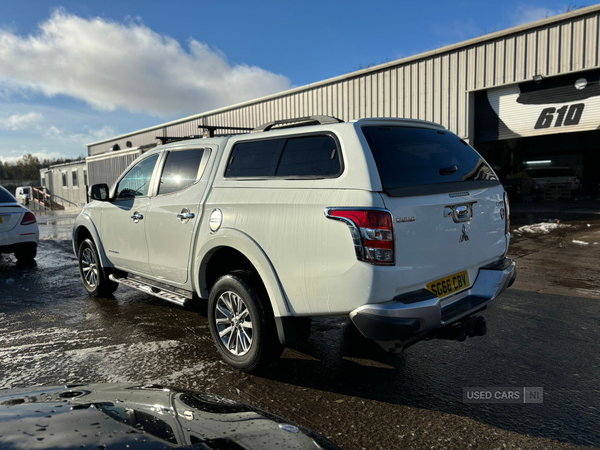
[0,0,589,163]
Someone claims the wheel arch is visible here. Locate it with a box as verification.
[72,215,110,269]
[194,229,291,319]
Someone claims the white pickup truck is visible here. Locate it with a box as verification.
[73,116,516,371]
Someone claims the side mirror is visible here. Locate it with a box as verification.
[89,184,110,201]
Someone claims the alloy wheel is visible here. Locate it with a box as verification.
[81,247,99,288]
[215,291,253,356]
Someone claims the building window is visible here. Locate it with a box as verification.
[62,172,68,187]
[83,169,88,186]
[41,176,46,188]
[72,170,79,188]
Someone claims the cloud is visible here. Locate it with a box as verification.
[1,150,65,163]
[0,112,44,130]
[0,11,291,117]
[511,5,563,26]
[45,124,118,145]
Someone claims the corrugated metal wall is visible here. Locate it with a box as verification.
[88,6,600,156]
[87,150,142,187]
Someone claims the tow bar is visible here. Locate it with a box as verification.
[434,315,487,342]
[376,315,487,354]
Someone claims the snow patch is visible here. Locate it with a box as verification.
[572,240,589,245]
[514,222,573,235]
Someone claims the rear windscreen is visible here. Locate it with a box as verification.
[0,188,17,203]
[362,126,497,191]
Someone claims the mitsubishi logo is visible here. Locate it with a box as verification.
[459,224,470,243]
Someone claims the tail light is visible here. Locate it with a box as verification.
[573,177,580,185]
[503,193,510,235]
[21,212,37,225]
[325,208,395,265]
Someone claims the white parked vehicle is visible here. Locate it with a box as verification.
[0,186,39,261]
[15,186,31,205]
[525,167,581,190]
[73,116,516,371]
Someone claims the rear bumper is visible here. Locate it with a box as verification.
[0,241,37,255]
[350,258,517,342]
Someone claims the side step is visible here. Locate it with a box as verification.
[108,274,188,307]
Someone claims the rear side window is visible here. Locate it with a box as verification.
[225,134,341,178]
[276,136,340,177]
[226,139,285,178]
[158,149,206,195]
[0,187,16,203]
[362,126,497,192]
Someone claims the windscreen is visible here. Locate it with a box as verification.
[362,126,497,192]
[0,187,17,203]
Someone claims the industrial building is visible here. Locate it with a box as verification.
[45,5,600,203]
[38,160,88,209]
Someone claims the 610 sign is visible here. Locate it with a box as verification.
[534,103,584,129]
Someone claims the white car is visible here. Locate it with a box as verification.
[15,186,32,205]
[525,167,581,190]
[0,186,39,261]
[73,116,516,371]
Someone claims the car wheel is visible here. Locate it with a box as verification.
[78,238,118,296]
[14,246,37,261]
[208,274,283,372]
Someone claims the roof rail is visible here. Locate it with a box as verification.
[251,115,343,133]
[198,125,253,138]
[155,135,204,145]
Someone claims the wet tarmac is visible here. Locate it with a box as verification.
[1,209,600,449]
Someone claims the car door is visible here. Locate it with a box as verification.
[145,147,213,285]
[101,153,161,275]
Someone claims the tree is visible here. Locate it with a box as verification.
[17,154,41,180]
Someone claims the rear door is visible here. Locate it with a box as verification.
[101,153,160,274]
[145,147,213,284]
[361,125,508,298]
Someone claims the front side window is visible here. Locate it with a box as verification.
[158,149,205,195]
[225,134,341,178]
[116,154,159,199]
[72,171,79,187]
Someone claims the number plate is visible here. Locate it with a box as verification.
[426,270,471,299]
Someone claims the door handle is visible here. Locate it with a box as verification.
[177,208,195,222]
[131,212,144,223]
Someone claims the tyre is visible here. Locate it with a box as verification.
[14,245,37,261]
[208,274,283,372]
[78,238,118,296]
